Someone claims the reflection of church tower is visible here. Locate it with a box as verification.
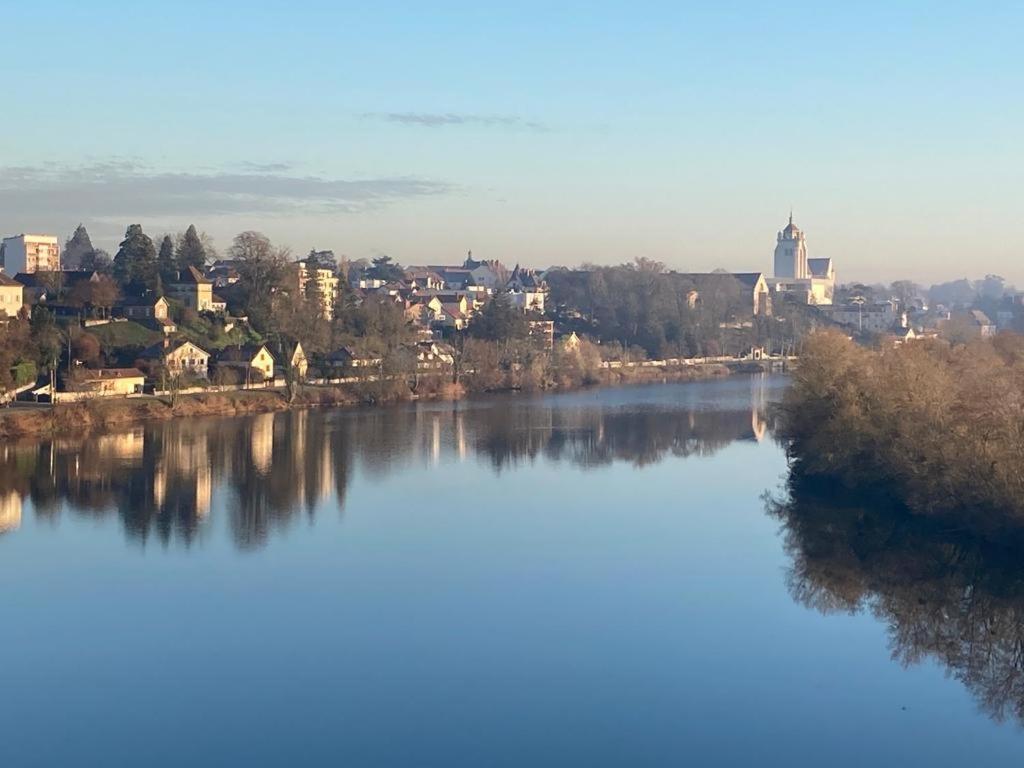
[774,212,808,279]
[0,491,22,534]
[250,414,274,474]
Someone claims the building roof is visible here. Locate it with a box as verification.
[405,267,444,281]
[807,258,833,278]
[969,309,993,326]
[116,295,167,308]
[507,264,546,289]
[140,339,209,360]
[675,272,765,290]
[14,270,98,288]
[2,233,59,241]
[412,289,469,302]
[0,272,22,287]
[730,272,767,290]
[440,303,467,319]
[216,344,274,364]
[781,213,801,238]
[80,368,145,381]
[329,346,382,363]
[172,265,213,285]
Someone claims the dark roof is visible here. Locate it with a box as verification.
[674,272,765,290]
[172,265,212,285]
[730,273,766,290]
[116,295,166,308]
[0,272,22,287]
[507,264,545,289]
[807,258,832,278]
[216,344,274,364]
[14,270,98,288]
[413,290,469,302]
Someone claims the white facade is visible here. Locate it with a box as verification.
[295,260,339,319]
[821,300,900,333]
[773,215,808,279]
[1,234,60,274]
[769,216,834,306]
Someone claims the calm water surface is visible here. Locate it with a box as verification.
[1,376,1022,766]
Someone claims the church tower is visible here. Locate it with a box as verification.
[774,213,808,279]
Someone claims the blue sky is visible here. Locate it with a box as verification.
[2,1,1021,283]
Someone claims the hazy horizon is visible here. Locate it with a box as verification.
[4,2,1021,284]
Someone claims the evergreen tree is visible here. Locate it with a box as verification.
[112,224,158,294]
[176,224,207,271]
[80,248,112,272]
[64,224,95,270]
[307,248,337,271]
[469,291,529,341]
[368,255,404,283]
[157,235,177,286]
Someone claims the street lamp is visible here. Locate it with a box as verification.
[850,295,866,333]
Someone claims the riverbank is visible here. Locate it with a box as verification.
[0,362,736,441]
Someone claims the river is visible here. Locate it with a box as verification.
[1,376,1022,766]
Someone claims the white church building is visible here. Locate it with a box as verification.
[766,214,835,305]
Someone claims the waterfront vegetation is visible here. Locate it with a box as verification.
[779,329,1024,532]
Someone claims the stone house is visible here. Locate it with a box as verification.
[0,272,24,318]
[215,344,276,382]
[140,339,211,379]
[167,266,215,312]
[76,368,146,396]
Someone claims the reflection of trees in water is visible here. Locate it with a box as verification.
[472,405,766,471]
[0,396,766,549]
[771,479,1024,726]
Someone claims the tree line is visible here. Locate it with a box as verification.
[779,329,1024,533]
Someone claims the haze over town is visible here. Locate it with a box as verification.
[3,1,1022,284]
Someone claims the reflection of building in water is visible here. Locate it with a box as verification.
[454,411,468,461]
[3,379,781,550]
[250,414,274,474]
[0,491,22,533]
[195,463,212,519]
[750,410,767,442]
[315,436,334,503]
[94,429,145,461]
[152,427,213,520]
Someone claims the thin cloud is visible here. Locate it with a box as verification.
[235,160,294,173]
[0,160,453,221]
[362,112,548,131]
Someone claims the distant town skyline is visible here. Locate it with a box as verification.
[3,1,1022,284]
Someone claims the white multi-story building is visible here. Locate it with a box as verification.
[821,300,902,333]
[1,234,61,274]
[766,215,834,305]
[773,214,808,279]
[295,260,339,319]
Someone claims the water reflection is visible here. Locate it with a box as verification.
[771,478,1024,726]
[0,380,772,550]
